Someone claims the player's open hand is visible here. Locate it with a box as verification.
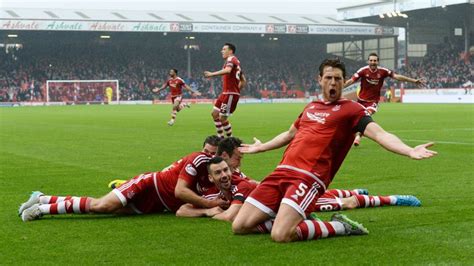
[409,142,437,160]
[416,78,427,88]
[193,91,202,97]
[204,71,212,78]
[152,88,160,93]
[239,137,263,154]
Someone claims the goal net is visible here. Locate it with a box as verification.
[46,80,119,104]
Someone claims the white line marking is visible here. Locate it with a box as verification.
[391,128,473,133]
[403,139,474,145]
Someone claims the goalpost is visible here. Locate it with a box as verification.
[46,80,120,104]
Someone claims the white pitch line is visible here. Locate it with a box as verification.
[403,139,474,145]
[391,128,474,133]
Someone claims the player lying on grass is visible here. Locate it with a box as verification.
[174,137,421,222]
[230,58,437,243]
[109,137,252,219]
[18,135,227,222]
[178,156,370,237]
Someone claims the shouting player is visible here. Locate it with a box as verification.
[18,136,226,222]
[344,53,425,146]
[231,58,437,243]
[204,43,243,138]
[153,68,201,126]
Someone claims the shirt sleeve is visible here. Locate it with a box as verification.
[225,57,235,68]
[178,159,197,185]
[293,105,308,129]
[351,105,374,134]
[351,69,363,82]
[232,181,257,205]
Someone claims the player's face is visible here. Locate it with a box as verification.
[221,45,232,59]
[221,148,243,170]
[319,66,344,103]
[169,69,176,78]
[368,56,378,69]
[208,161,232,191]
[202,144,217,156]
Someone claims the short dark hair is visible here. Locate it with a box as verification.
[203,135,221,147]
[318,58,346,79]
[207,156,226,172]
[368,53,379,60]
[224,43,236,53]
[217,137,242,157]
[171,68,178,74]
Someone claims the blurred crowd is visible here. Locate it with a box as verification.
[389,43,473,89]
[0,39,471,102]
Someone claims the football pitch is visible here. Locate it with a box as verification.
[1,103,473,264]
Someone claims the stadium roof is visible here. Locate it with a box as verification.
[1,8,375,25]
[0,8,398,36]
[337,0,472,20]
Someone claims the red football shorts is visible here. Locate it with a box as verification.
[314,192,343,212]
[213,93,240,116]
[171,95,183,105]
[112,172,167,214]
[357,99,378,114]
[245,168,326,218]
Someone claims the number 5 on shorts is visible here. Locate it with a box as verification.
[290,183,308,201]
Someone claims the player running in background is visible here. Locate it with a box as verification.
[153,68,201,126]
[18,136,226,222]
[105,86,113,104]
[231,58,437,243]
[344,52,426,146]
[204,43,243,138]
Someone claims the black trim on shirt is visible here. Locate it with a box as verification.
[356,116,374,134]
[233,195,245,203]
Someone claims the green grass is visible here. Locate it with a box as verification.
[1,103,473,264]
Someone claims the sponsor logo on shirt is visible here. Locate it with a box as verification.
[185,164,197,176]
[367,78,379,85]
[306,111,330,124]
[332,105,341,112]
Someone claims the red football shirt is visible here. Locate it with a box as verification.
[155,151,213,211]
[230,174,258,205]
[278,99,371,189]
[351,66,394,102]
[166,77,186,97]
[222,56,241,95]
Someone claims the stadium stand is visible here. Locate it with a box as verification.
[0,34,471,102]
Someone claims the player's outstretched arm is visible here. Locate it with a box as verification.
[176,203,223,218]
[212,204,242,222]
[204,66,232,78]
[344,78,355,88]
[363,122,437,160]
[393,74,426,87]
[239,124,298,154]
[152,84,167,93]
[184,84,201,96]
